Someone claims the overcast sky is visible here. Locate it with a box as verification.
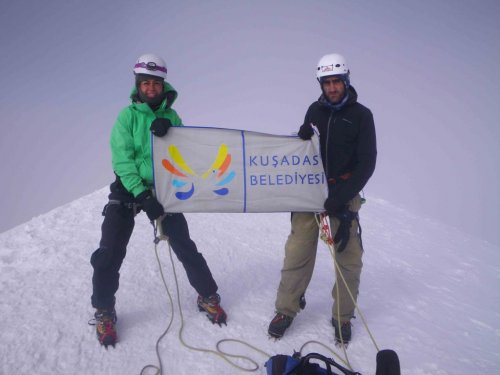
[1,0,499,245]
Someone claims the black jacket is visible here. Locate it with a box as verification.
[303,86,377,207]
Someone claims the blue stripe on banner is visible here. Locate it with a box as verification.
[151,132,156,191]
[241,130,247,213]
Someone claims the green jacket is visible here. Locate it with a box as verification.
[110,82,182,197]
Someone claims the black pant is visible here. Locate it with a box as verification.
[91,184,218,309]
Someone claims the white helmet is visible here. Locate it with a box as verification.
[133,53,167,80]
[316,53,349,81]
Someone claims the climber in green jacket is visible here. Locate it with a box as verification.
[90,53,227,348]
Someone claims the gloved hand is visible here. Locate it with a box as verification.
[324,197,344,215]
[325,199,356,252]
[150,118,172,137]
[136,190,164,221]
[297,123,314,140]
[332,209,356,252]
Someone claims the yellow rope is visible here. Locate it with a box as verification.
[317,213,380,354]
[316,213,353,370]
[139,239,176,375]
[215,338,272,365]
[141,221,265,373]
[141,214,380,374]
[166,238,262,372]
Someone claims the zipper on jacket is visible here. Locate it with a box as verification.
[325,112,335,178]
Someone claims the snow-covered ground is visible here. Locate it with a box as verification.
[1,188,498,374]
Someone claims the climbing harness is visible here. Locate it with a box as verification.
[103,199,141,216]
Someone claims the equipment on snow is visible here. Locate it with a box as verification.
[197,293,227,326]
[375,350,401,375]
[265,350,401,375]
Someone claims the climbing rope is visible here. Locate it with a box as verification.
[141,212,380,374]
[140,220,267,374]
[140,223,176,375]
[317,213,380,358]
[167,235,263,372]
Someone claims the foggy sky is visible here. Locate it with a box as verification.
[1,0,499,245]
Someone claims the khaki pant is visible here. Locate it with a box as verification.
[275,195,363,322]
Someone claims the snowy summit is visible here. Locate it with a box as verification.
[0,188,498,374]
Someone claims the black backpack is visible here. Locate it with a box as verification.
[265,350,400,375]
[265,352,358,375]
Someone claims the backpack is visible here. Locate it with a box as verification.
[265,350,400,375]
[264,352,360,375]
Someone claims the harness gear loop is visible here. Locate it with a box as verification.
[104,199,140,216]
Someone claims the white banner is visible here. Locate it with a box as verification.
[153,126,327,213]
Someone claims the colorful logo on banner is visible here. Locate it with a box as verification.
[161,143,235,200]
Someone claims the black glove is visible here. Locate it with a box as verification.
[324,197,345,215]
[332,209,355,252]
[333,209,357,253]
[325,199,356,253]
[297,123,314,140]
[137,190,164,221]
[150,118,172,137]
